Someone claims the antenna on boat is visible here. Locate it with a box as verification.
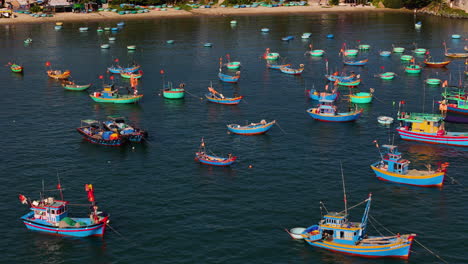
[41,179,45,201]
[340,162,347,216]
[56,171,64,201]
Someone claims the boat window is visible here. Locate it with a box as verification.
[51,210,55,214]
[340,231,344,238]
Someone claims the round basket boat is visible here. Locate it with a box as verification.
[54,25,62,30]
[414,48,427,55]
[261,28,270,33]
[358,44,370,50]
[288,227,306,239]
[204,42,213,47]
[230,20,237,24]
[379,51,391,57]
[451,34,461,39]
[426,78,441,85]
[379,72,396,80]
[401,55,413,61]
[377,116,394,125]
[226,61,241,69]
[326,34,334,39]
[127,45,136,50]
[309,50,325,57]
[393,47,405,53]
[344,49,358,56]
[100,44,110,49]
[108,37,116,41]
[350,92,373,103]
[166,40,175,44]
[55,22,63,26]
[405,65,421,73]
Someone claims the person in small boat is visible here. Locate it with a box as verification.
[260,120,267,125]
[439,100,447,116]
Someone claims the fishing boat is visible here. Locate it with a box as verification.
[117,21,125,27]
[451,34,461,39]
[281,36,294,41]
[343,59,368,66]
[306,100,363,122]
[227,120,276,135]
[379,51,391,57]
[350,89,374,104]
[400,55,413,61]
[309,85,338,101]
[423,60,451,68]
[76,119,124,146]
[108,64,140,74]
[444,42,468,58]
[392,47,405,53]
[325,73,359,82]
[120,70,143,79]
[305,44,324,57]
[218,71,240,83]
[280,64,304,75]
[79,27,88,32]
[224,54,241,69]
[377,116,394,125]
[263,48,280,60]
[9,63,23,73]
[62,81,92,91]
[261,28,270,33]
[103,116,147,142]
[442,97,468,115]
[396,112,468,147]
[205,86,243,105]
[415,21,422,29]
[267,63,291,70]
[358,44,370,50]
[288,193,416,259]
[127,45,136,50]
[19,182,110,237]
[378,72,396,80]
[337,78,361,87]
[204,43,213,47]
[343,49,358,57]
[371,143,448,187]
[194,139,237,166]
[163,82,185,99]
[47,70,71,80]
[414,48,427,55]
[405,65,421,74]
[90,84,143,104]
[426,78,441,85]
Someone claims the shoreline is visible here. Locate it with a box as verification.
[0,5,412,25]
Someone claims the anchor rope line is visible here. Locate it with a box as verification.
[370,215,449,264]
[368,217,385,237]
[337,198,369,214]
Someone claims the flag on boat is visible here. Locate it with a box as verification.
[45,61,51,67]
[85,184,95,202]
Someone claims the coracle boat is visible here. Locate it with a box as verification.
[343,49,358,56]
[224,54,241,69]
[24,38,32,44]
[281,36,294,41]
[120,70,143,79]
[358,44,370,50]
[379,51,391,57]
[392,46,405,53]
[370,143,448,187]
[287,193,416,259]
[280,64,304,75]
[62,81,92,91]
[343,58,368,66]
[423,60,451,68]
[267,63,291,70]
[163,82,185,99]
[337,78,361,87]
[227,120,276,135]
[305,44,324,57]
[19,182,110,237]
[79,27,88,32]
[103,116,147,142]
[350,88,374,104]
[90,84,143,104]
[306,100,363,122]
[194,139,237,166]
[378,72,396,80]
[9,63,23,73]
[76,119,124,146]
[205,86,242,105]
[377,116,394,125]
[414,48,427,55]
[451,34,461,39]
[127,45,136,50]
[400,55,413,61]
[405,64,421,74]
[415,21,422,29]
[426,78,441,85]
[47,70,71,80]
[263,48,280,60]
[396,112,468,147]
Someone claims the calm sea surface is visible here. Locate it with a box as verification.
[1,11,467,264]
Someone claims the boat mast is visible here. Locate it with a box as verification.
[340,162,347,216]
[360,193,372,238]
[57,172,64,201]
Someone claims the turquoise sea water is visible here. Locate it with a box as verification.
[1,12,467,263]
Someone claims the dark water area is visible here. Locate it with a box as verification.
[1,12,467,263]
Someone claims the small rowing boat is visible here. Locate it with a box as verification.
[423,60,451,68]
[379,51,391,57]
[103,116,147,142]
[350,88,374,104]
[205,86,242,105]
[62,81,92,91]
[267,63,291,70]
[47,70,71,80]
[405,64,421,74]
[120,70,143,79]
[227,120,276,135]
[378,72,396,80]
[280,64,304,75]
[8,63,23,73]
[377,116,394,125]
[195,139,237,166]
[343,58,368,66]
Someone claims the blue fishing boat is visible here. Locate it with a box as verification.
[227,120,276,135]
[287,193,416,259]
[281,36,294,41]
[218,71,240,83]
[19,183,110,237]
[370,143,448,187]
[195,139,237,166]
[379,51,391,57]
[103,116,147,143]
[205,86,243,105]
[76,119,125,146]
[326,34,334,39]
[343,59,368,66]
[306,100,363,122]
[309,85,338,101]
[108,64,140,74]
[325,73,360,82]
[280,64,304,75]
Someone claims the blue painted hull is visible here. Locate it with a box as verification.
[305,238,413,259]
[76,128,124,146]
[205,94,242,105]
[108,67,122,74]
[343,59,368,66]
[218,72,240,83]
[447,105,468,114]
[370,163,445,187]
[396,127,468,147]
[309,90,338,101]
[21,213,107,237]
[195,153,237,166]
[227,122,275,135]
[307,109,362,122]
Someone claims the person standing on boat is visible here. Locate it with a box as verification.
[439,100,447,116]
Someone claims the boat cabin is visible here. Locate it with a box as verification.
[100,85,118,98]
[30,197,69,224]
[316,100,337,115]
[397,112,443,133]
[380,145,410,174]
[318,212,363,244]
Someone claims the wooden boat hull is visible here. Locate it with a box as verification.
[22,212,108,237]
[195,153,237,166]
[205,94,242,105]
[226,62,241,69]
[218,72,240,83]
[280,67,304,75]
[338,79,361,86]
[379,72,395,80]
[90,94,143,104]
[267,64,290,69]
[47,70,71,80]
[396,127,468,147]
[343,59,368,66]
[405,66,421,74]
[163,89,185,99]
[423,61,451,68]
[76,127,124,146]
[426,79,441,85]
[445,53,468,58]
[264,53,280,60]
[446,105,468,115]
[62,83,91,91]
[120,72,142,79]
[309,90,338,101]
[227,121,275,135]
[307,109,363,122]
[370,163,444,187]
[350,92,372,103]
[305,237,414,259]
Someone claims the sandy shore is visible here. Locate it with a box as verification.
[0,4,407,24]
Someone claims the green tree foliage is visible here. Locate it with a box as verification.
[402,0,431,9]
[221,0,254,5]
[329,0,339,5]
[382,0,402,8]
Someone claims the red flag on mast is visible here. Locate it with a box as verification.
[85,184,95,202]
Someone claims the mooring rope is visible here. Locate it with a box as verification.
[275,121,287,135]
